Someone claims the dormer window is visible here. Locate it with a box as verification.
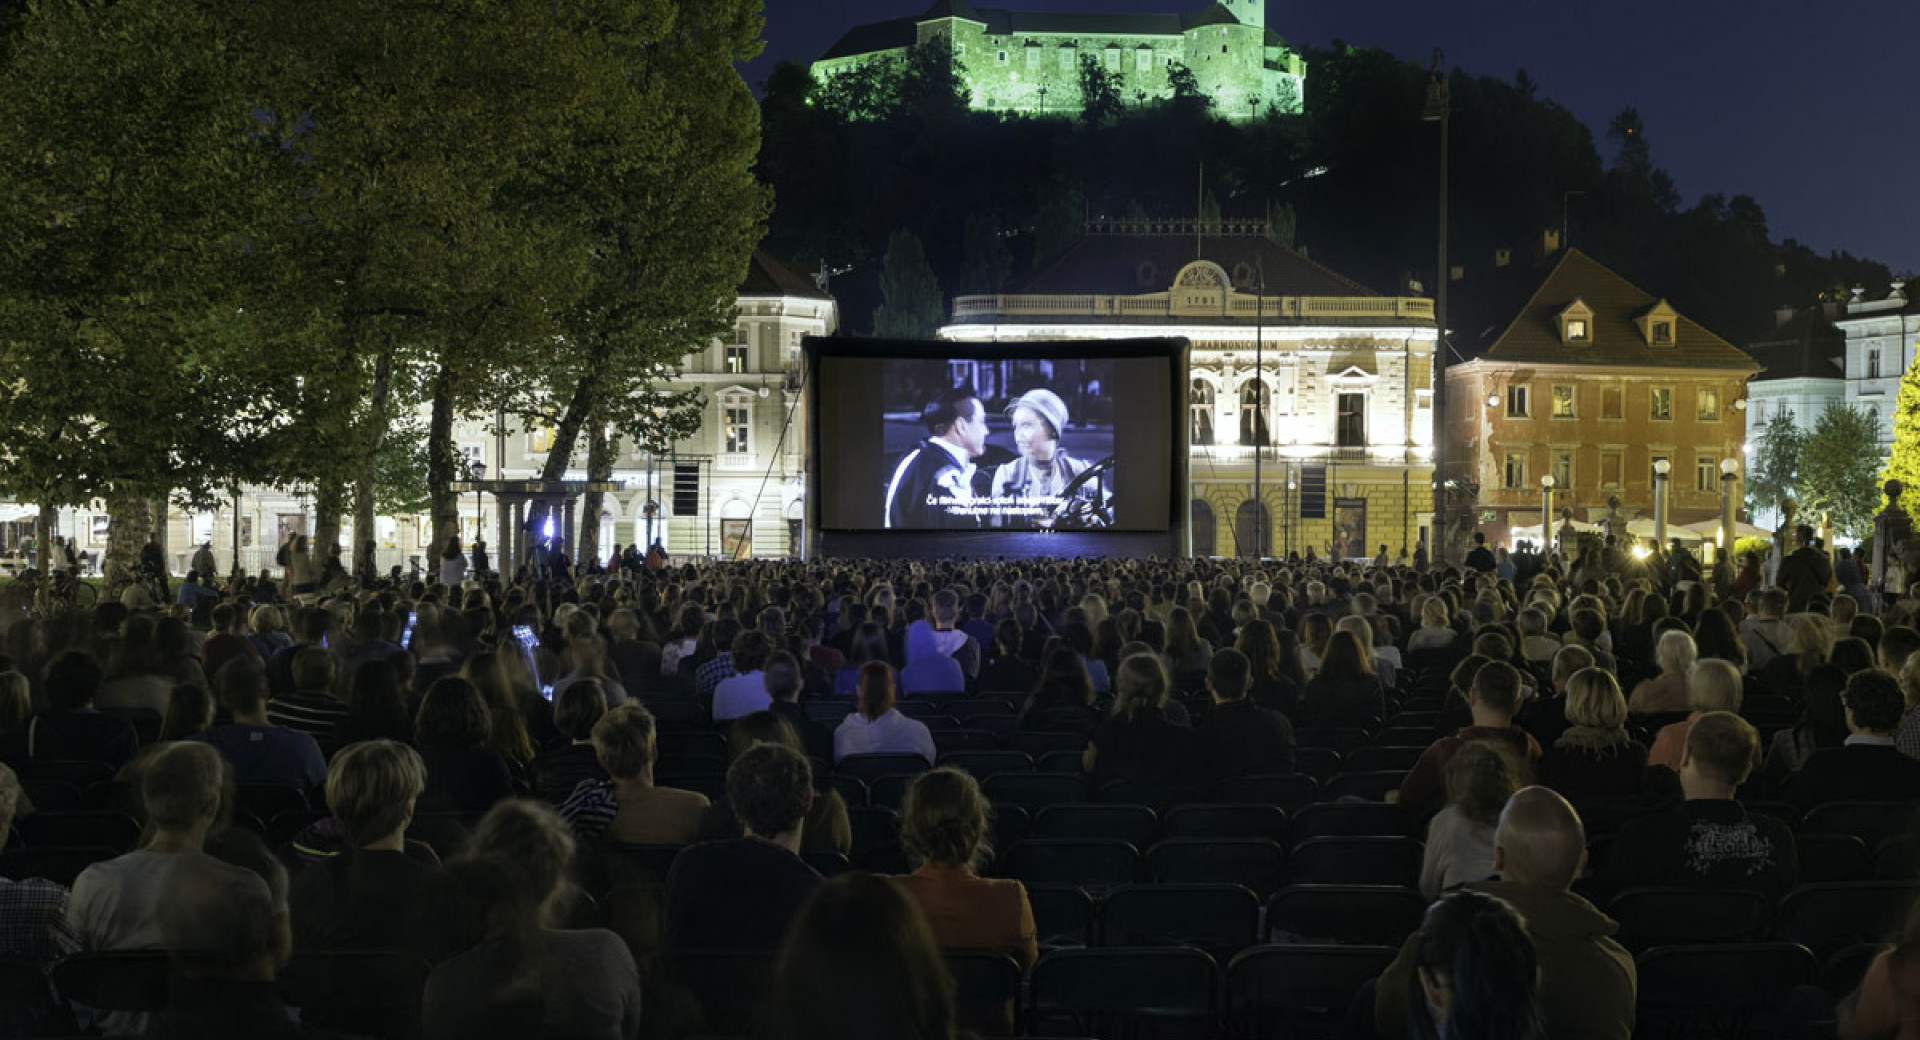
[1637,300,1679,347]
[1558,299,1593,345]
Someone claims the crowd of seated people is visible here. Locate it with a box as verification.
[0,528,1918,1037]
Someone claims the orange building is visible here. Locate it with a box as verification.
[1443,248,1759,550]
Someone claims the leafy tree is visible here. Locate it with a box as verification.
[1746,411,1806,527]
[872,230,945,339]
[959,214,1013,295]
[1884,358,1920,527]
[1078,52,1122,126]
[1801,403,1883,539]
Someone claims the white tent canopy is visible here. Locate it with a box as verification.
[1680,519,1772,541]
[0,503,38,523]
[1625,517,1703,543]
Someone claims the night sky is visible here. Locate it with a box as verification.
[747,0,1919,276]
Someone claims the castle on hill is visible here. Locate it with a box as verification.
[813,0,1305,120]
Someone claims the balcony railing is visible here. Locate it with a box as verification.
[950,293,1435,323]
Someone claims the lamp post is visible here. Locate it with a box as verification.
[1422,49,1451,559]
[469,460,486,536]
[1652,458,1672,548]
[1539,474,1555,553]
[1719,458,1738,563]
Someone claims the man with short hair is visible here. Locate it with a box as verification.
[531,679,610,805]
[929,589,982,679]
[885,390,989,529]
[561,703,710,845]
[1597,712,1796,901]
[1776,524,1834,613]
[196,659,327,790]
[1396,660,1543,812]
[176,569,221,625]
[694,618,743,699]
[1788,669,1920,808]
[0,650,139,769]
[268,646,349,742]
[267,607,331,698]
[201,602,261,683]
[711,630,774,721]
[664,742,821,951]
[1464,532,1497,574]
[763,651,833,762]
[1375,787,1636,1040]
[0,763,80,1036]
[1739,588,1789,670]
[1195,649,1295,779]
[1878,626,1920,676]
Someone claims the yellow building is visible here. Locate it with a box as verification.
[942,220,1437,558]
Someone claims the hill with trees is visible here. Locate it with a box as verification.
[758,43,1899,343]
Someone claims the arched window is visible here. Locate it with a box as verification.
[1190,379,1215,446]
[1240,381,1270,447]
[1191,499,1216,557]
[1234,499,1270,558]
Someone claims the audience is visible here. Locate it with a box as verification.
[1419,741,1518,899]
[1398,661,1542,813]
[1538,668,1645,800]
[767,872,969,1040]
[1787,668,1920,808]
[269,646,349,742]
[1627,630,1697,714]
[700,711,852,854]
[1596,712,1796,901]
[665,741,822,951]
[1645,657,1746,771]
[1083,653,1197,789]
[711,630,773,721]
[412,677,518,813]
[833,660,936,763]
[0,762,79,1036]
[559,702,709,845]
[1406,889,1545,1040]
[530,678,610,804]
[0,650,138,769]
[1303,629,1386,725]
[195,658,327,790]
[1194,647,1296,779]
[148,840,309,1039]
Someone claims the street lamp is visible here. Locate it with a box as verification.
[1422,48,1450,561]
[1652,458,1672,548]
[1540,474,1555,554]
[1719,457,1739,564]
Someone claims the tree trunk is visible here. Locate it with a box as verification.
[313,482,345,561]
[426,361,462,560]
[350,344,396,577]
[580,423,612,564]
[32,502,52,577]
[103,494,153,585]
[149,495,170,573]
[530,367,599,535]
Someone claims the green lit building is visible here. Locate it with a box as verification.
[813,0,1306,119]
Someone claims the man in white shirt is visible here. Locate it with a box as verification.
[884,391,988,529]
[711,631,774,722]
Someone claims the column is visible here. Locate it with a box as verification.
[510,500,525,571]
[563,498,578,562]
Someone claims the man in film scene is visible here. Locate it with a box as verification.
[883,390,988,529]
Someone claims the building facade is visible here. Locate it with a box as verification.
[814,0,1305,119]
[35,252,837,574]
[1443,249,1758,549]
[1836,280,1917,453]
[942,220,1437,558]
[1740,304,1846,527]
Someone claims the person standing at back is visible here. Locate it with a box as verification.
[1777,524,1834,614]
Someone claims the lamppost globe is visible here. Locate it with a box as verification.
[1720,457,1738,475]
[1486,393,1500,409]
[1652,459,1671,476]
[1540,475,1555,489]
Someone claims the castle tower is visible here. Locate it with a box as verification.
[1219,0,1264,31]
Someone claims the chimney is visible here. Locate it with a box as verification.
[1893,280,1909,303]
[1822,299,1846,321]
[1774,304,1795,326]
[1493,248,1512,269]
[1536,228,1562,262]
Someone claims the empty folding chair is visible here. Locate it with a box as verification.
[930,728,999,754]
[17,759,115,789]
[834,753,933,784]
[943,950,1024,1036]
[1607,887,1772,949]
[1266,885,1427,946]
[847,805,899,853]
[1161,803,1288,842]
[1290,802,1413,842]
[1029,947,1217,1039]
[1795,832,1872,884]
[1006,730,1089,759]
[868,774,920,809]
[655,730,728,761]
[821,774,868,808]
[1875,835,1920,881]
[1032,803,1156,846]
[1224,943,1397,1040]
[983,772,1085,814]
[804,699,849,724]
[995,840,1139,893]
[1321,770,1408,803]
[1294,747,1344,780]
[1026,883,1093,949]
[1800,801,1919,849]
[1215,773,1319,814]
[1147,838,1288,898]
[963,713,1022,739]
[950,698,1019,720]
[1777,881,1920,959]
[1377,726,1436,747]
[989,803,1030,852]
[1291,836,1422,887]
[16,811,141,852]
[1035,750,1086,773]
[1340,746,1427,773]
[853,841,910,874]
[1634,942,1816,1040]
[939,750,1035,779]
[1295,727,1372,754]
[19,778,81,812]
[1097,882,1261,954]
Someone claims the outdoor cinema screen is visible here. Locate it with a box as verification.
[812,340,1182,533]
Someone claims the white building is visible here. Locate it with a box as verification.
[942,220,1437,558]
[36,251,837,574]
[1837,280,1917,452]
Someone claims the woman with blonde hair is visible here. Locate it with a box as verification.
[1540,668,1645,800]
[1752,613,1833,699]
[1337,614,1397,688]
[1628,629,1697,714]
[1647,658,1749,770]
[248,604,292,660]
[1082,654,1196,787]
[461,651,537,767]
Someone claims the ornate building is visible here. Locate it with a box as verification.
[1741,304,1846,527]
[1836,279,1917,455]
[1443,247,1758,549]
[813,0,1305,119]
[942,220,1437,558]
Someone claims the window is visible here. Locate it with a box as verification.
[528,425,555,454]
[1601,386,1623,419]
[1552,451,1572,488]
[1650,387,1672,421]
[1239,381,1269,446]
[1026,46,1040,69]
[1336,392,1366,447]
[1060,48,1075,72]
[1104,48,1120,71]
[723,404,751,456]
[1136,49,1152,72]
[1190,379,1215,446]
[1600,452,1623,488]
[1696,388,1720,421]
[672,463,700,516]
[1551,385,1575,419]
[1504,451,1527,489]
[1651,321,1673,345]
[997,50,1007,63]
[1565,318,1589,342]
[1696,456,1716,492]
[1506,384,1530,418]
[1869,348,1882,379]
[725,342,748,374]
